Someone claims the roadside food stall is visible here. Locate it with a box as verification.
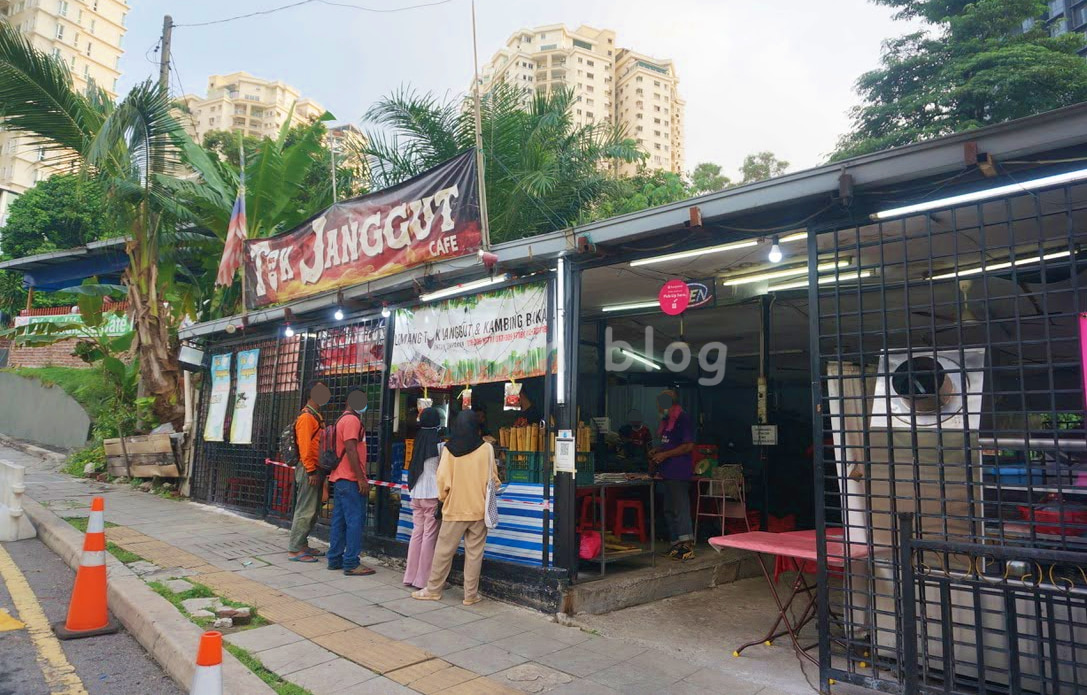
[180,106,1087,695]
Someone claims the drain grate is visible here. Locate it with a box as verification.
[195,538,283,560]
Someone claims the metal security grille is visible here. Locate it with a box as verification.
[813,179,1087,694]
[191,315,388,532]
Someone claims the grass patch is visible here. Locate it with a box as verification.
[147,580,268,631]
[62,517,143,563]
[224,644,314,695]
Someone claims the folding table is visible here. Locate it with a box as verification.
[709,531,870,666]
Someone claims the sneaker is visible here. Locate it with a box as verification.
[669,542,694,561]
[327,563,343,571]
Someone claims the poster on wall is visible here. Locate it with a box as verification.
[229,349,260,444]
[203,354,232,442]
[243,150,481,309]
[317,321,386,374]
[389,283,550,389]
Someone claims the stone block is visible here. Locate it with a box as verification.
[181,597,221,613]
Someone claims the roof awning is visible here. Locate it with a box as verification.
[0,238,128,292]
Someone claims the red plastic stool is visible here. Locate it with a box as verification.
[577,493,601,533]
[613,500,647,543]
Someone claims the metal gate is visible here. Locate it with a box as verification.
[812,176,1087,693]
[191,315,388,531]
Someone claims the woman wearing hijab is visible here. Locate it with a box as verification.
[403,408,443,589]
[412,410,500,606]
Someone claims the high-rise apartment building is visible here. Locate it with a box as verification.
[0,0,130,225]
[1023,0,1087,52]
[478,24,684,177]
[180,72,326,145]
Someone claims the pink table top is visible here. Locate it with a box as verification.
[709,531,869,568]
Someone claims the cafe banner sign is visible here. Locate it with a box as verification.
[389,283,549,389]
[243,150,480,309]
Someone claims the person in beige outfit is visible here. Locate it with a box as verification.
[412,410,500,606]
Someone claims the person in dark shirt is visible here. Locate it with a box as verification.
[650,390,696,561]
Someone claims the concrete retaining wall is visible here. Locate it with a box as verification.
[0,372,91,450]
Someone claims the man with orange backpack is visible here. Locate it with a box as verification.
[287,381,330,562]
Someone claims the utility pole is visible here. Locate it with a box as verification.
[158,15,173,93]
[470,0,491,250]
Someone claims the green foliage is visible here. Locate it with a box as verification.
[360,81,643,243]
[64,443,106,476]
[739,152,790,184]
[582,170,692,222]
[0,175,108,260]
[0,174,111,316]
[834,0,1087,159]
[689,162,731,193]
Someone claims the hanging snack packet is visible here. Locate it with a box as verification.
[504,382,522,411]
[461,388,473,410]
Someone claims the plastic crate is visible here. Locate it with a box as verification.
[507,451,543,483]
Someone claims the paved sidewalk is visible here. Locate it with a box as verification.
[15,450,813,695]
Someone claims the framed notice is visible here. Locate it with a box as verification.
[203,354,232,442]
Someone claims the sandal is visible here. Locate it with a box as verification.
[303,547,326,557]
[344,565,376,576]
[288,553,318,563]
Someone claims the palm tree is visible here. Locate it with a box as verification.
[358,81,643,243]
[163,114,363,318]
[0,22,201,423]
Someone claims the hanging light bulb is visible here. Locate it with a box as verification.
[381,303,391,318]
[334,307,345,321]
[768,236,783,264]
[284,323,295,338]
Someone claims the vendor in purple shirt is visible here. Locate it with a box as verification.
[649,389,696,561]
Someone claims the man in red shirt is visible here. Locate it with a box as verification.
[327,389,375,576]
[288,381,329,561]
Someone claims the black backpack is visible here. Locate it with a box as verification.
[281,407,321,467]
[317,411,362,475]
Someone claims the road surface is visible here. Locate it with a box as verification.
[0,534,182,695]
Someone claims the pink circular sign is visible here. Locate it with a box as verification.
[658,279,690,316]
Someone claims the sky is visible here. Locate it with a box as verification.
[117,0,921,176]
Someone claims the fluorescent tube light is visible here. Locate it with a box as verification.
[555,257,567,405]
[767,271,873,292]
[601,300,660,313]
[618,348,661,370]
[780,231,808,243]
[929,250,1073,280]
[629,239,758,267]
[721,260,850,286]
[871,167,1087,221]
[419,274,509,302]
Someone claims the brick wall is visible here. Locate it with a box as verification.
[8,339,90,369]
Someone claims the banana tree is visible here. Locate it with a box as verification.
[0,23,205,424]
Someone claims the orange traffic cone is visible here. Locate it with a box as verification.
[53,496,120,640]
[190,631,223,695]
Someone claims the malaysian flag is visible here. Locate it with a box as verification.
[215,185,248,287]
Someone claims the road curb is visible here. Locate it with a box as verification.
[22,495,275,695]
[0,435,68,467]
